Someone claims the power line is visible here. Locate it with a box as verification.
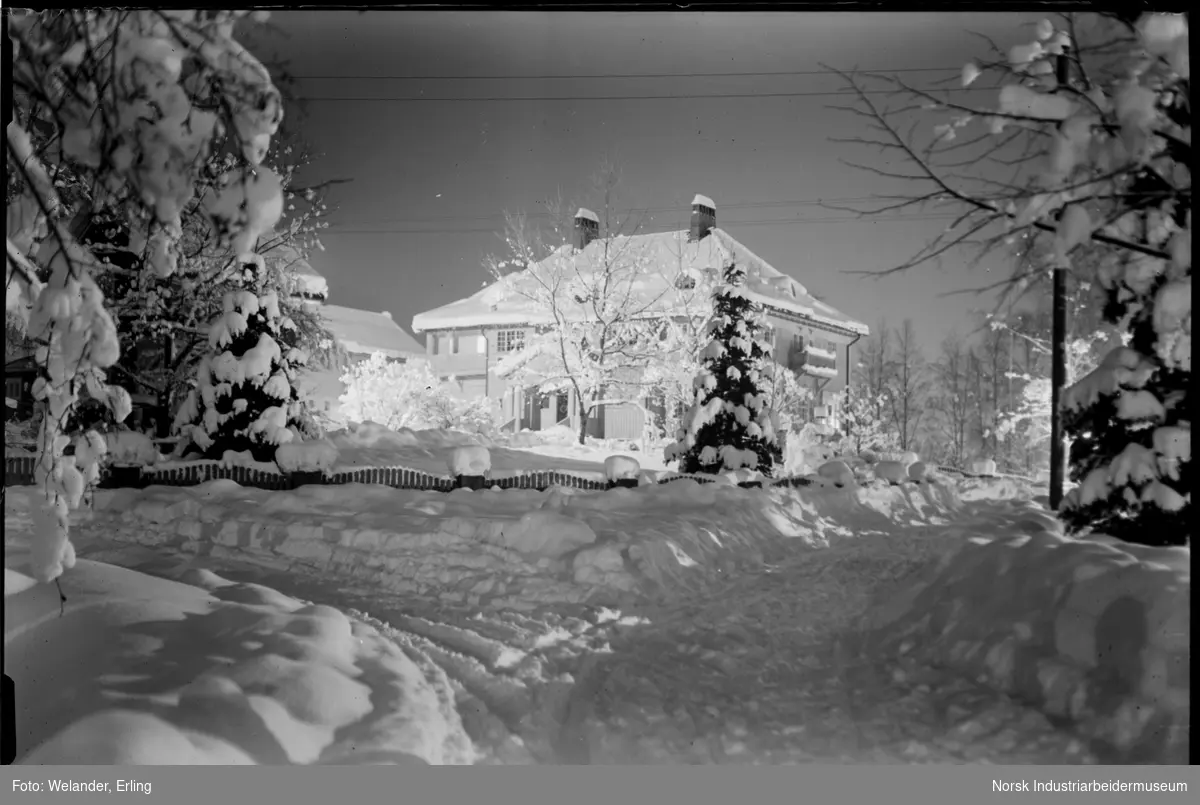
[331,195,913,226]
[293,84,992,102]
[289,66,965,81]
[321,213,962,236]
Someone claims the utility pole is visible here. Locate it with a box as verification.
[1049,49,1071,511]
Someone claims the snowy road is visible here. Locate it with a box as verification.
[5,481,1108,765]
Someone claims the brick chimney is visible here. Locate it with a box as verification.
[574,208,599,249]
[689,194,715,242]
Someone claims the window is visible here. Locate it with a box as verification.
[497,329,525,353]
[429,334,439,355]
[674,274,696,290]
[476,334,487,354]
[792,333,805,353]
[450,332,459,354]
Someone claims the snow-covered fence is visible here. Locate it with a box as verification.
[493,471,608,492]
[656,472,718,485]
[936,464,1039,484]
[326,466,454,490]
[2,454,610,494]
[143,463,291,490]
[4,456,843,494]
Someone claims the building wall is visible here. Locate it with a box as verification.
[419,310,863,437]
[764,312,861,427]
[424,325,531,427]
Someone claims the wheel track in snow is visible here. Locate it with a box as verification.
[8,493,1105,764]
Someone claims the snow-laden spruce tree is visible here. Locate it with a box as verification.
[173,255,309,462]
[665,262,782,476]
[6,10,284,583]
[1051,16,1191,545]
[829,12,1189,545]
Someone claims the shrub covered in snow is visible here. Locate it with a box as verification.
[173,256,310,463]
[665,262,782,476]
[104,430,159,468]
[339,354,498,435]
[781,423,837,476]
[274,438,339,474]
[833,385,900,458]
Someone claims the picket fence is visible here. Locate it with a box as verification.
[3,448,1031,494]
[2,449,829,493]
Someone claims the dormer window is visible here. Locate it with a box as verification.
[674,274,697,290]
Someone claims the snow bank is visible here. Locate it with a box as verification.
[449,445,491,476]
[10,470,977,610]
[971,458,998,476]
[3,559,477,764]
[604,455,640,482]
[503,425,577,449]
[817,459,855,487]
[275,439,339,473]
[848,521,1189,764]
[958,475,1037,502]
[105,430,160,467]
[498,509,597,558]
[873,460,910,485]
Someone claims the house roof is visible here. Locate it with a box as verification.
[410,227,869,336]
[320,304,424,359]
[5,355,37,374]
[258,233,423,359]
[263,232,329,300]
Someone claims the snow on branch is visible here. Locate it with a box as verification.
[7,10,287,583]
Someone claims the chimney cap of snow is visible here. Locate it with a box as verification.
[692,194,715,210]
[575,208,599,224]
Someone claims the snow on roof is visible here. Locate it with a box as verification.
[320,304,424,359]
[412,227,869,336]
[575,208,599,224]
[692,194,716,210]
[262,232,328,299]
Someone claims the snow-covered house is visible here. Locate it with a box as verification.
[411,196,869,439]
[274,240,424,417]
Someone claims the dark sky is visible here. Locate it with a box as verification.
[249,10,1041,352]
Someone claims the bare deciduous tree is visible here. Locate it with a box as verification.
[486,162,700,444]
[930,332,974,468]
[886,319,927,451]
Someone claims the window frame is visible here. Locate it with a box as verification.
[496,329,526,353]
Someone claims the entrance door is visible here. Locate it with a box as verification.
[521,388,538,431]
[555,392,569,425]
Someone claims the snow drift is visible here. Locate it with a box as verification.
[4,559,477,765]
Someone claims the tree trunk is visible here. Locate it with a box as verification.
[578,396,590,445]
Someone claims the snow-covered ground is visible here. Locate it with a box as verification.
[4,430,1187,765]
